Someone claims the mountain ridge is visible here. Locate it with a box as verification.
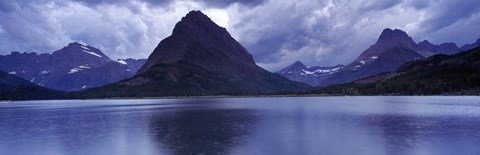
[0,42,147,91]
[309,46,480,95]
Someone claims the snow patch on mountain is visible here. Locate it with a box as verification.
[300,66,344,76]
[83,50,102,58]
[80,45,89,51]
[68,66,91,74]
[40,70,50,75]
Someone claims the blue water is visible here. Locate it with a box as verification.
[1,96,480,155]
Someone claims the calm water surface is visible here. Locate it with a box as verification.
[1,96,480,155]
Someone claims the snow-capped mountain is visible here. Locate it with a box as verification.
[0,42,146,91]
[277,61,344,86]
[318,29,426,86]
[278,28,480,87]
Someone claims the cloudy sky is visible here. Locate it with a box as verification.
[1,0,479,71]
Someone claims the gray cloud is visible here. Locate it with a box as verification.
[417,0,480,34]
[229,0,480,71]
[72,0,266,8]
[356,0,402,12]
[195,0,266,8]
[73,0,172,6]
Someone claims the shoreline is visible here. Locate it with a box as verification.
[9,94,480,102]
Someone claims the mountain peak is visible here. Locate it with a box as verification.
[172,10,225,36]
[68,42,83,46]
[377,28,411,43]
[292,60,307,68]
[51,42,112,68]
[139,10,256,74]
[60,42,107,57]
[184,10,208,20]
[419,40,432,45]
[277,61,307,74]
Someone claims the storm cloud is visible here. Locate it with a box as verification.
[0,0,479,71]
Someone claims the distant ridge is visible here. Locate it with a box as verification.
[277,61,344,86]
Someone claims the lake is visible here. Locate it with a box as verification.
[1,96,480,155]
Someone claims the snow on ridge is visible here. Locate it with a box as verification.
[83,50,102,58]
[371,56,378,59]
[80,45,90,51]
[117,59,127,65]
[301,66,343,76]
[8,71,16,75]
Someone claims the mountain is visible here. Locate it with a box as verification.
[52,42,112,68]
[80,10,308,97]
[278,28,480,87]
[309,46,480,95]
[0,70,61,100]
[277,61,344,86]
[0,43,147,91]
[354,28,419,63]
[417,40,459,56]
[459,38,480,52]
[317,28,425,86]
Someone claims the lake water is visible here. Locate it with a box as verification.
[1,97,480,155]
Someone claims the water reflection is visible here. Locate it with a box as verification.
[1,97,480,155]
[149,108,257,154]
[364,114,480,155]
